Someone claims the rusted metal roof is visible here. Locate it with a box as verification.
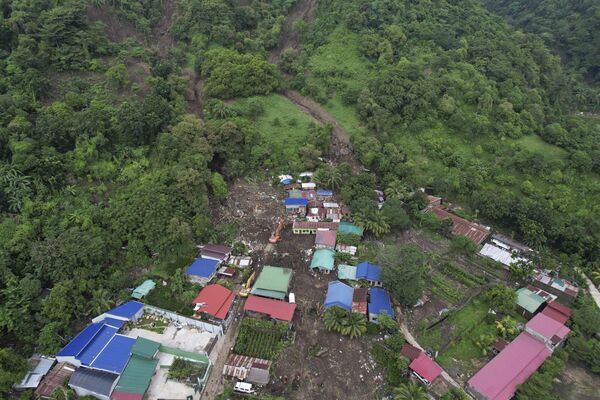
[428,206,490,244]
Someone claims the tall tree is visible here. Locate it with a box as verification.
[379,245,426,306]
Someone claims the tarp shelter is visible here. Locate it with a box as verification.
[356,262,382,285]
[309,248,335,273]
[468,332,551,400]
[338,222,364,237]
[541,301,572,324]
[516,287,546,316]
[192,284,235,320]
[315,230,336,249]
[409,353,442,385]
[244,295,296,322]
[131,280,155,299]
[324,281,353,311]
[337,264,357,280]
[251,266,293,300]
[186,257,220,282]
[368,288,394,322]
[112,355,158,399]
[69,367,119,400]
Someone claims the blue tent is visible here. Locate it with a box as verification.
[324,281,353,311]
[186,257,220,278]
[356,262,382,282]
[284,198,308,206]
[368,288,394,320]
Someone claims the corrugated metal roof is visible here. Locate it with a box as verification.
[244,296,296,322]
[223,354,272,382]
[479,243,527,267]
[356,262,381,281]
[186,257,220,278]
[516,287,546,313]
[284,198,308,206]
[191,284,235,320]
[251,266,292,298]
[89,335,135,374]
[337,264,357,280]
[409,353,442,383]
[293,221,339,230]
[429,206,490,244]
[352,288,368,314]
[78,325,119,366]
[324,281,353,310]
[368,288,394,318]
[315,230,337,248]
[57,322,105,358]
[35,363,75,398]
[69,367,118,397]
[309,248,335,271]
[131,337,160,360]
[105,301,145,320]
[114,355,157,395]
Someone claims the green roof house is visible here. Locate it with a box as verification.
[337,264,357,280]
[132,280,156,299]
[131,337,160,359]
[310,248,335,273]
[112,354,158,399]
[251,266,293,300]
[338,222,364,237]
[516,287,546,317]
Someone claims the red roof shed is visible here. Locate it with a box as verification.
[352,288,368,315]
[244,295,296,322]
[400,344,422,361]
[315,230,337,249]
[409,353,442,383]
[541,301,572,324]
[192,284,235,320]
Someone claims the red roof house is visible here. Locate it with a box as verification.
[244,295,296,322]
[468,332,551,400]
[525,313,570,347]
[192,284,235,320]
[541,301,572,324]
[352,288,368,315]
[409,352,442,385]
[400,344,422,361]
[428,206,490,245]
[315,230,337,249]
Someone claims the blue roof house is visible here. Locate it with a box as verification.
[316,189,333,199]
[368,288,394,323]
[284,198,308,216]
[356,262,383,286]
[186,257,220,285]
[324,281,353,311]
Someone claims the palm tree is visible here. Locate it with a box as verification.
[323,306,346,332]
[339,312,367,339]
[89,288,113,315]
[474,333,495,356]
[385,179,411,201]
[355,210,390,238]
[495,316,517,340]
[377,311,397,331]
[393,381,428,400]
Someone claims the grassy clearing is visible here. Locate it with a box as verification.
[419,298,496,373]
[514,134,568,159]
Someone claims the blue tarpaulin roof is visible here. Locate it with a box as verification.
[284,198,308,206]
[57,322,105,357]
[105,301,144,320]
[186,257,220,278]
[368,288,394,318]
[324,281,353,311]
[78,325,119,366]
[317,189,333,196]
[90,334,135,374]
[356,262,382,282]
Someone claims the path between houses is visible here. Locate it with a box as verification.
[397,309,466,394]
[201,296,245,399]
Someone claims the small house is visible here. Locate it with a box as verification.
[284,183,301,191]
[284,197,308,216]
[309,248,336,273]
[336,244,357,256]
[516,287,547,318]
[301,190,317,200]
[356,262,382,286]
[428,205,490,245]
[337,264,357,281]
[244,295,296,323]
[338,222,364,237]
[251,266,293,300]
[292,221,338,234]
[301,182,316,190]
[315,230,337,249]
[185,257,221,285]
[288,188,303,198]
[279,174,293,185]
[316,189,333,200]
[68,368,119,400]
[229,256,253,268]
[541,301,572,324]
[35,363,75,399]
[531,269,579,303]
[200,244,233,263]
[223,354,272,386]
[324,281,353,311]
[192,284,235,324]
[400,344,422,362]
[492,338,509,355]
[368,288,394,323]
[525,313,570,350]
[409,353,442,385]
[14,355,55,391]
[217,266,236,278]
[352,288,368,315]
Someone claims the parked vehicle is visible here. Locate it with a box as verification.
[234,382,256,394]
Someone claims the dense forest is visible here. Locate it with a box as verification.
[482,0,600,88]
[1,0,600,396]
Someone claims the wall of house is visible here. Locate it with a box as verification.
[143,305,223,336]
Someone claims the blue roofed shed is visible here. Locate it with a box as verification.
[186,257,220,284]
[316,189,333,198]
[368,288,394,323]
[284,198,308,206]
[356,262,382,286]
[324,281,353,310]
[338,222,364,237]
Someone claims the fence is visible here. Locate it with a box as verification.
[142,304,223,336]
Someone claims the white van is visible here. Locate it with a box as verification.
[234,382,255,394]
[288,293,296,304]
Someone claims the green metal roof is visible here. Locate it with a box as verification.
[338,222,364,237]
[132,280,156,299]
[288,189,302,198]
[114,355,158,394]
[310,248,335,271]
[516,287,546,313]
[131,337,160,359]
[251,266,292,298]
[337,264,357,280]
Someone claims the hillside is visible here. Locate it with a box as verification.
[1,0,600,398]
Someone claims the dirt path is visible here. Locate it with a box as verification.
[577,269,600,310]
[269,0,319,64]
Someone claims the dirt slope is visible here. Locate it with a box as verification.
[269,0,320,64]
